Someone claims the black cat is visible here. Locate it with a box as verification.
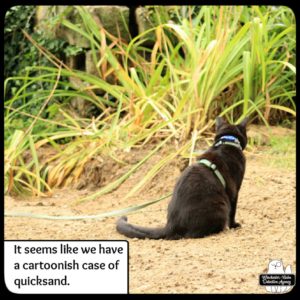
[116,116,248,239]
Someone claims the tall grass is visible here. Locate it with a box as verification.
[4,5,296,200]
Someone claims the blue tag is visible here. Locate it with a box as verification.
[220,135,237,142]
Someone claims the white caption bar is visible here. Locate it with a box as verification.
[5,241,128,294]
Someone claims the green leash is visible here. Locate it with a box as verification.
[4,193,172,220]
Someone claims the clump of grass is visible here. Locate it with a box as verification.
[4,5,296,201]
[266,133,296,170]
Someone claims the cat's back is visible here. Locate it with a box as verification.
[171,162,225,202]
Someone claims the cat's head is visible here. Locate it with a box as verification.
[268,259,284,273]
[214,116,248,150]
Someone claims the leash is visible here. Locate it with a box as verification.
[4,193,172,220]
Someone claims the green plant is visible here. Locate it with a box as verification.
[267,133,295,169]
[4,5,85,133]
[4,5,296,201]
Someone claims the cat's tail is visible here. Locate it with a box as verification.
[116,216,168,239]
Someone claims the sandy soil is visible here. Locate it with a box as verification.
[4,126,296,294]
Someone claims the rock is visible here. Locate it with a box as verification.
[247,128,270,146]
[85,50,116,86]
[85,50,100,77]
[90,6,130,41]
[67,74,97,118]
[35,6,90,47]
[35,6,61,39]
[135,7,156,45]
[36,6,131,47]
[56,6,93,48]
[69,96,96,118]
[62,6,130,45]
[84,50,104,95]
[35,6,51,30]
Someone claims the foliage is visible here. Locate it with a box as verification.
[267,133,295,170]
[4,5,84,131]
[4,5,296,199]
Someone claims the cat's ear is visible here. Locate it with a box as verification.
[215,116,226,131]
[239,116,249,128]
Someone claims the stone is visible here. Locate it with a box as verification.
[35,6,56,38]
[60,6,130,46]
[35,6,51,25]
[85,50,100,77]
[88,6,130,42]
[85,50,116,92]
[36,6,131,47]
[247,129,270,146]
[135,7,156,45]
[55,6,91,48]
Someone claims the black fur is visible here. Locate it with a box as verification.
[116,116,248,240]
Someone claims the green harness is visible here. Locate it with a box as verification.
[197,159,227,188]
[197,135,243,188]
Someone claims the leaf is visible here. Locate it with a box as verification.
[267,104,296,116]
[268,60,296,74]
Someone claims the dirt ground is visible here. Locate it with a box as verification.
[4,125,296,294]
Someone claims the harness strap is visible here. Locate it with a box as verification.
[197,159,226,188]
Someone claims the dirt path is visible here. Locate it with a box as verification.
[4,126,296,294]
